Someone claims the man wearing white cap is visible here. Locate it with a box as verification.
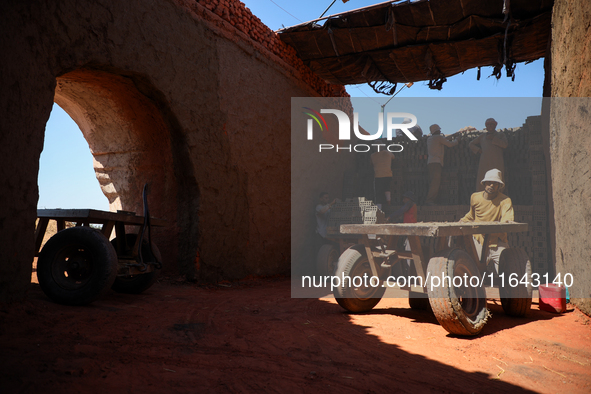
[460,168,514,273]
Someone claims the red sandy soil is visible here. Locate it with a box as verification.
[1,277,590,393]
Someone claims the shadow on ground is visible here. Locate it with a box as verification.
[1,278,586,393]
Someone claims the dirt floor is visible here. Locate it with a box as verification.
[1,277,590,394]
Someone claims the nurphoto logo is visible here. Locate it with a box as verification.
[303,108,418,152]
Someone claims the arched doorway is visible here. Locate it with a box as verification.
[49,68,193,275]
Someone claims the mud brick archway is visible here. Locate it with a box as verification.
[0,0,350,302]
[53,68,193,283]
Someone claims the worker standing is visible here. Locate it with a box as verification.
[370,143,395,207]
[469,118,508,191]
[426,124,460,205]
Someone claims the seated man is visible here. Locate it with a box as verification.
[459,169,514,275]
[387,191,417,224]
[316,192,336,240]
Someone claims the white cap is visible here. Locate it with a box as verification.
[481,169,504,186]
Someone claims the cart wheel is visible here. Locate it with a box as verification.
[427,250,489,336]
[37,227,118,306]
[499,248,532,317]
[409,293,432,311]
[111,234,162,294]
[333,248,386,312]
[316,243,339,276]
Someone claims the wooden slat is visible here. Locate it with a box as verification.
[37,209,166,227]
[463,234,480,265]
[340,221,528,236]
[102,220,116,238]
[408,235,426,280]
[480,234,491,269]
[361,236,379,278]
[436,236,448,253]
[34,218,49,254]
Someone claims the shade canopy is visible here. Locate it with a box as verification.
[278,0,553,93]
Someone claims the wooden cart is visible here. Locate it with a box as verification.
[35,208,165,306]
[335,221,532,336]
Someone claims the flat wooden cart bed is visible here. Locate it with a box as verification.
[335,221,532,336]
[35,208,165,306]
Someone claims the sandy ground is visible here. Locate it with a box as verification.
[1,277,590,394]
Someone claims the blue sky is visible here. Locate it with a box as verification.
[38,0,545,210]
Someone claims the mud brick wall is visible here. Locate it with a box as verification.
[344,115,551,276]
[184,0,349,98]
[0,0,355,302]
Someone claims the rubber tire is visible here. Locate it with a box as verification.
[427,250,490,336]
[333,247,386,312]
[316,243,339,276]
[37,227,118,306]
[499,248,533,317]
[111,234,162,294]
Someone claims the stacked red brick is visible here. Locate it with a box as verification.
[197,0,349,99]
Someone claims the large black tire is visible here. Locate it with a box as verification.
[333,247,386,312]
[37,227,118,306]
[427,250,490,336]
[316,243,339,276]
[111,234,161,294]
[499,248,533,317]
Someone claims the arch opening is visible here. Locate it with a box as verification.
[51,68,187,274]
[39,104,109,211]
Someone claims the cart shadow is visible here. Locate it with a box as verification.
[351,299,567,338]
[360,306,441,325]
[476,300,569,338]
[7,280,566,393]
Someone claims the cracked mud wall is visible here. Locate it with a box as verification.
[0,0,350,302]
[550,0,591,314]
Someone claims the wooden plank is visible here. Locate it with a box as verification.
[463,235,480,265]
[34,218,49,254]
[436,236,448,253]
[114,222,126,245]
[325,234,361,241]
[37,208,167,227]
[408,235,426,280]
[102,220,116,238]
[361,235,379,278]
[340,221,528,237]
[479,234,491,272]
